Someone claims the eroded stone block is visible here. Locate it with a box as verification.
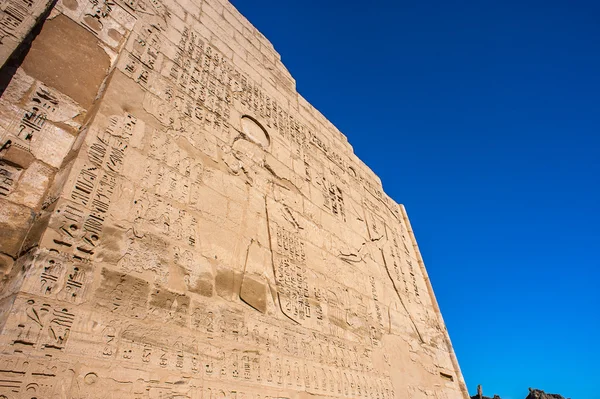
[21,14,111,110]
[0,200,33,256]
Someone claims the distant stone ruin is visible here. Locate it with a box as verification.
[471,385,570,399]
[525,388,569,399]
[471,385,502,399]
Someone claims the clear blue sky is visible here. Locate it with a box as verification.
[231,1,600,399]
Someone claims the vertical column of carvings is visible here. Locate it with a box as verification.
[1,1,218,396]
[399,204,470,399]
[0,0,140,396]
[0,0,134,279]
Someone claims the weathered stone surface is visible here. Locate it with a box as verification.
[21,13,111,110]
[0,252,14,276]
[0,1,469,398]
[0,200,33,256]
[4,160,53,208]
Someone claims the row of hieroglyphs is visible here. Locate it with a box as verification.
[0,358,446,399]
[0,353,420,399]
[18,240,422,350]
[3,291,397,399]
[16,254,379,365]
[2,291,450,398]
[0,353,289,398]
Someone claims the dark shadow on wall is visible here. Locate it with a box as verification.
[0,0,58,97]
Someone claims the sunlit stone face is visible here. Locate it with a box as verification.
[0,0,468,397]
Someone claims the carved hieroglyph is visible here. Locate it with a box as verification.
[0,1,469,398]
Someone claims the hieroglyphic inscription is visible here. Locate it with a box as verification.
[0,161,21,196]
[56,0,137,48]
[123,24,233,140]
[276,225,305,264]
[0,0,51,66]
[369,276,383,346]
[270,222,320,328]
[43,306,75,350]
[95,267,150,319]
[11,297,75,351]
[0,0,36,42]
[140,129,204,204]
[387,232,410,299]
[0,356,63,398]
[406,258,421,304]
[48,114,141,257]
[17,85,58,141]
[118,15,389,201]
[23,253,90,304]
[315,171,346,221]
[275,255,311,323]
[384,229,422,305]
[133,188,198,244]
[0,0,467,398]
[67,303,393,399]
[82,0,116,32]
[1,84,59,148]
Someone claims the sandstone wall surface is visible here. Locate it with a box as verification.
[0,1,469,399]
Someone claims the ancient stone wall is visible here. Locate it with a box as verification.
[0,1,469,398]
